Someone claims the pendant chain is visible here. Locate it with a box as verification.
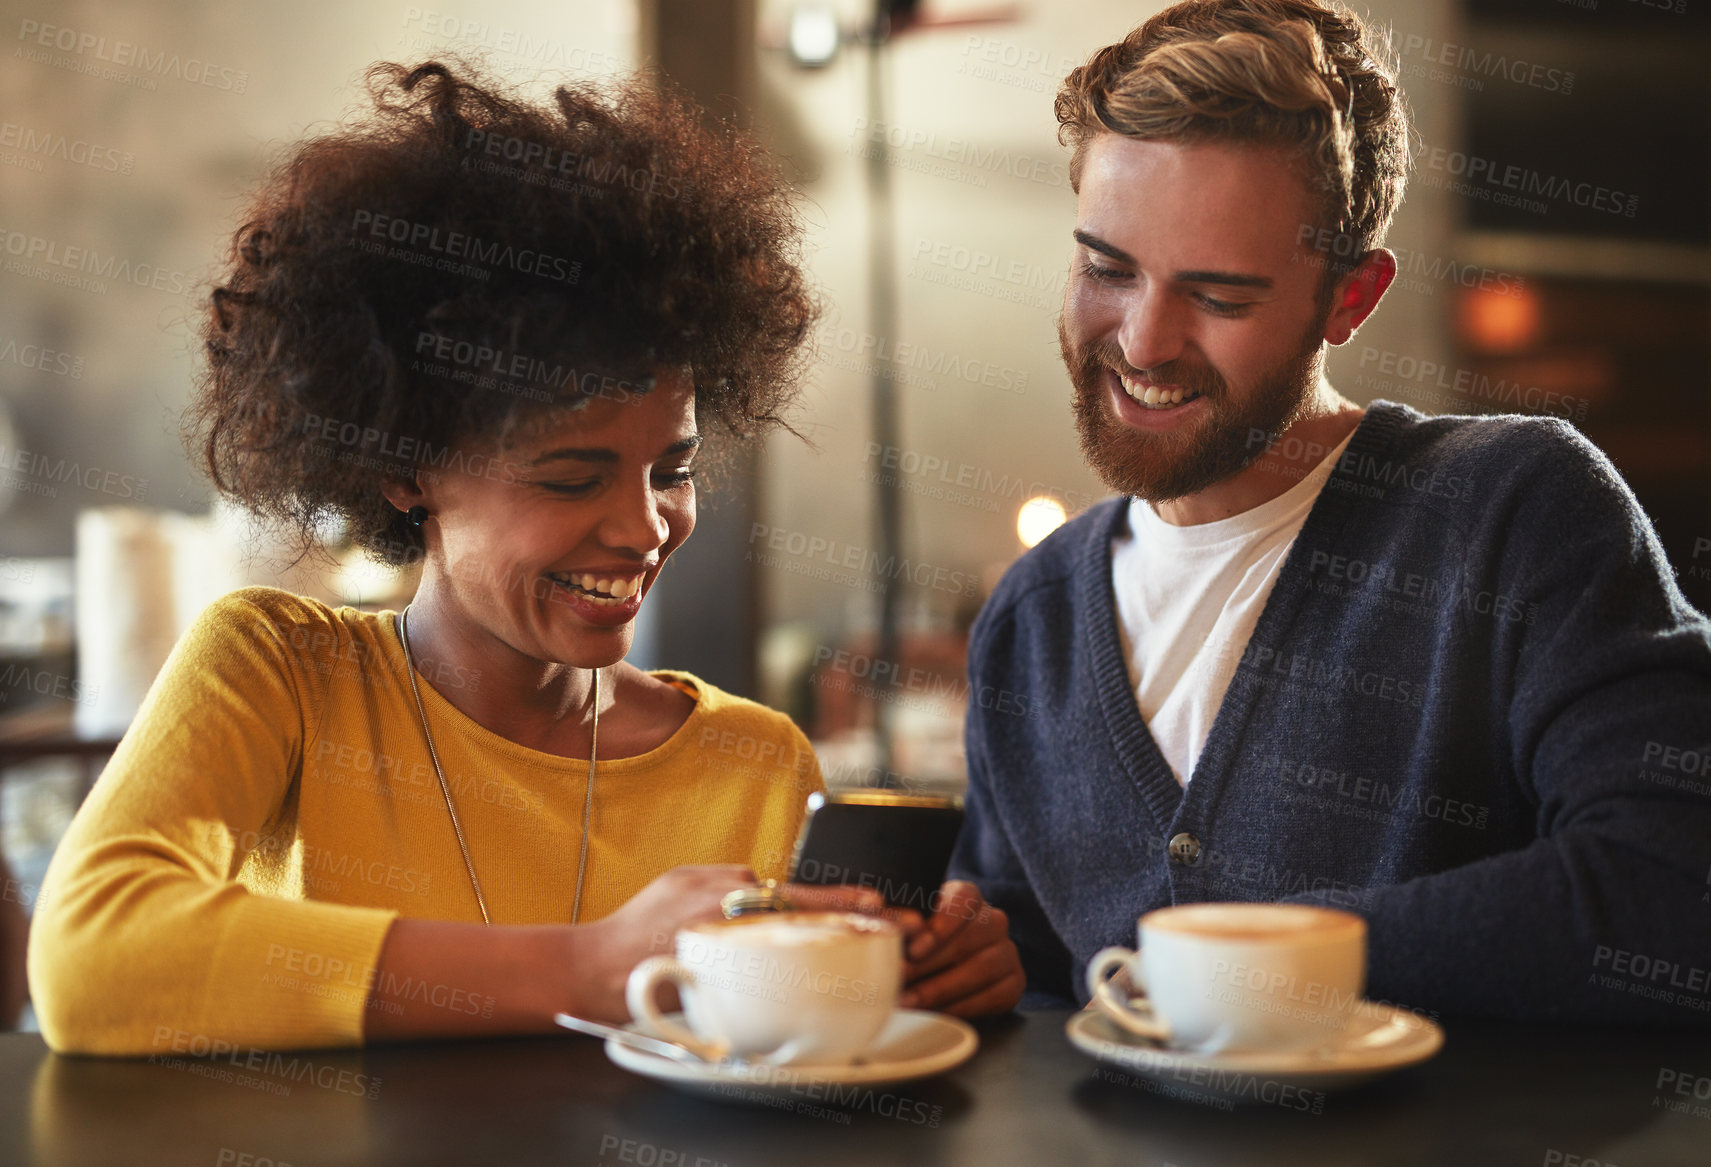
[397,606,599,926]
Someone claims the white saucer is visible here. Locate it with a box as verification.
[1066,999,1443,1101]
[600,1009,978,1103]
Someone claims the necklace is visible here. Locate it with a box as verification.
[397,605,600,925]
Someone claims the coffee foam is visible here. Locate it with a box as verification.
[1144,903,1363,942]
[692,912,893,945]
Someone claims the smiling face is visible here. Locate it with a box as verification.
[1060,134,1338,504]
[411,370,699,671]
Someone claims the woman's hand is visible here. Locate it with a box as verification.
[580,866,892,1021]
[365,866,898,1040]
[898,880,1024,1017]
[578,865,752,1020]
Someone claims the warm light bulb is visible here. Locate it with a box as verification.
[787,5,840,68]
[1458,283,1540,354]
[1017,496,1067,549]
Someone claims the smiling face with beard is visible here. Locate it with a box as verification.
[1062,314,1326,503]
[1060,135,1352,515]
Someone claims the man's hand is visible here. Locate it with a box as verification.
[898,880,1023,1017]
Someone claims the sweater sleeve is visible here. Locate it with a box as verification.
[951,620,1076,1009]
[27,589,398,1055]
[1290,426,1711,1022]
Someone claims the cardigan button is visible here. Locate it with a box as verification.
[1168,832,1202,866]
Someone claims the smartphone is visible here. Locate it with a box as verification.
[787,790,965,912]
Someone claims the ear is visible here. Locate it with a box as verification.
[379,475,428,517]
[1323,248,1396,346]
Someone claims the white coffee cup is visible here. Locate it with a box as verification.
[626,911,902,1066]
[1086,902,1366,1055]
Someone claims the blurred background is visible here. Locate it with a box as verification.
[1,0,1707,1022]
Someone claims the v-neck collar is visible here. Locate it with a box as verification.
[1073,401,1417,832]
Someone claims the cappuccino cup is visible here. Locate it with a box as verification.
[1087,903,1366,1055]
[626,911,902,1066]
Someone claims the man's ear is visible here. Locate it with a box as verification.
[1323,248,1397,346]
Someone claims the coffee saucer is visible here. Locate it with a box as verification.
[1066,1000,1443,1101]
[599,1009,978,1102]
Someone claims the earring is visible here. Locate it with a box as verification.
[406,505,429,528]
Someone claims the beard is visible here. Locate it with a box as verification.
[1061,316,1326,504]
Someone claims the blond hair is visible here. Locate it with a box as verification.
[1056,0,1409,276]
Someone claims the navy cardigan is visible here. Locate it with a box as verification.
[952,401,1711,1022]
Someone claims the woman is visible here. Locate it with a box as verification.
[28,61,1020,1055]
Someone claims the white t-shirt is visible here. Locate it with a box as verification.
[1111,432,1354,785]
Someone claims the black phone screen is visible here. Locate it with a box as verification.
[787,792,965,912]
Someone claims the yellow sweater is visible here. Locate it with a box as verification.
[28,587,821,1055]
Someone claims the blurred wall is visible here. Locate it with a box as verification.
[0,0,636,555]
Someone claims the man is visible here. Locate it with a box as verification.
[948,0,1711,1021]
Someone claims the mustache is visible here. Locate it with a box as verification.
[1075,340,1225,400]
